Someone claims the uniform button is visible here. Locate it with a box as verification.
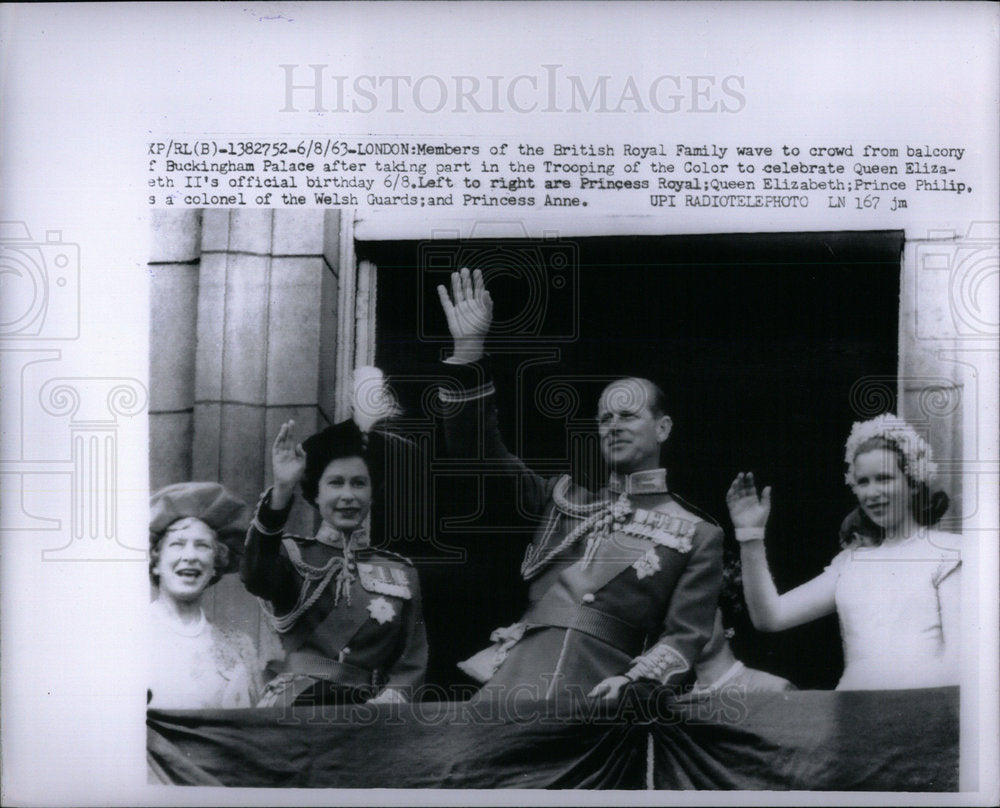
[582,593,595,604]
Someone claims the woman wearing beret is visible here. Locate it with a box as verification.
[148,482,263,709]
[242,419,427,707]
[727,414,961,691]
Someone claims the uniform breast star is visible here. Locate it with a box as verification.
[633,548,662,579]
[367,597,396,624]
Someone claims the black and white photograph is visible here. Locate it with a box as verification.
[143,211,969,791]
[1,2,997,805]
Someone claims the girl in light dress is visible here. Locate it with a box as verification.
[727,414,960,691]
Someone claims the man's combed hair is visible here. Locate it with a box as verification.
[642,379,669,418]
[603,376,669,417]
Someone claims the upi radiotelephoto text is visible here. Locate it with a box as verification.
[148,139,972,214]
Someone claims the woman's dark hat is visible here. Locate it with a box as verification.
[300,419,396,508]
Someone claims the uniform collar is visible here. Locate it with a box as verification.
[607,468,668,495]
[315,521,369,549]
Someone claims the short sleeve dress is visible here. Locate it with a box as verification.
[824,530,961,691]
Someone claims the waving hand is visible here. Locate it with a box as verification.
[437,267,493,363]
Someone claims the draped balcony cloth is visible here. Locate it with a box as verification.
[147,687,958,791]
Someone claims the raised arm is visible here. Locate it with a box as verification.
[728,472,837,632]
[240,420,305,609]
[437,268,555,518]
[437,266,493,364]
[269,419,306,511]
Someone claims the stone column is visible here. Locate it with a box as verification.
[898,226,999,529]
[187,209,342,657]
[148,209,202,490]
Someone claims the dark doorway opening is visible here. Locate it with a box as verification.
[363,230,903,692]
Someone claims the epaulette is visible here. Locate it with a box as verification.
[667,492,722,528]
[281,533,314,545]
[552,474,606,518]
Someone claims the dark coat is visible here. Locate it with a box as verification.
[440,361,724,702]
[241,491,427,705]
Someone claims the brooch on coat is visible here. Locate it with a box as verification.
[367,597,396,624]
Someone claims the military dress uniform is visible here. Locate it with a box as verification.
[441,362,724,702]
[241,489,427,706]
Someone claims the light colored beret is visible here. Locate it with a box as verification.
[149,482,249,544]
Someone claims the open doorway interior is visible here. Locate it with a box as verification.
[363,230,903,690]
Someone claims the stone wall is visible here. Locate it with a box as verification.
[148,209,344,663]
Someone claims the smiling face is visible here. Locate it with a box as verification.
[316,455,373,533]
[597,378,672,473]
[850,448,914,534]
[153,517,218,603]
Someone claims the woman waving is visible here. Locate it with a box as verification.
[728,414,960,690]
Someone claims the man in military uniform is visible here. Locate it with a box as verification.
[437,268,723,704]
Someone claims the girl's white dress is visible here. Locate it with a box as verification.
[823,530,961,691]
